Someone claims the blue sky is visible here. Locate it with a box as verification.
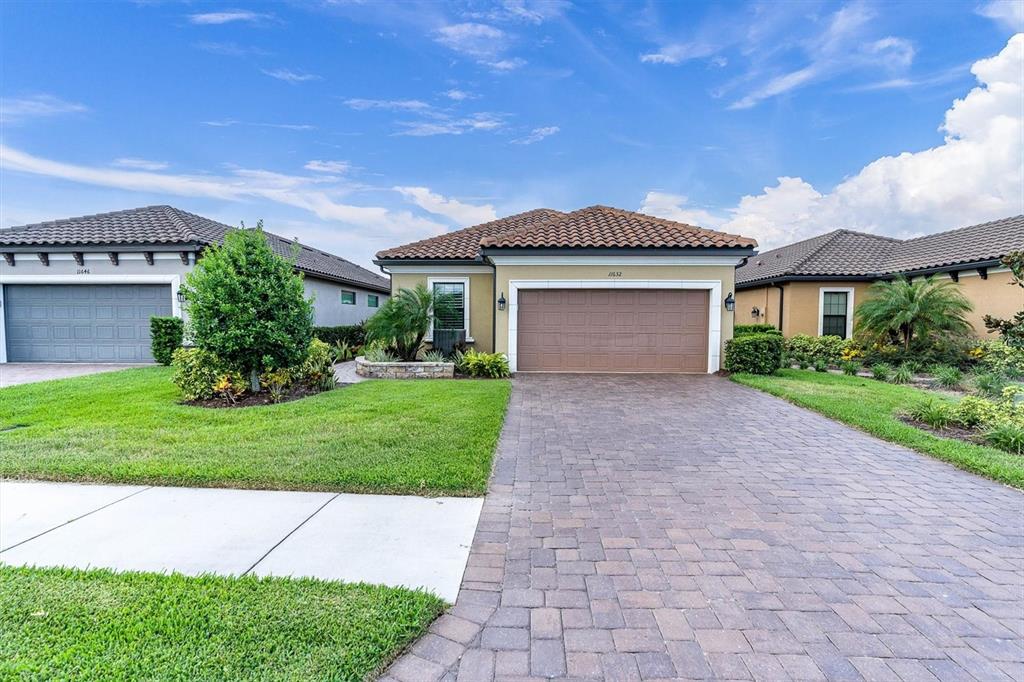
[2,1,1021,269]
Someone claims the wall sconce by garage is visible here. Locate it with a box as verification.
[497,292,506,311]
[724,292,735,312]
[176,290,186,304]
[751,306,761,318]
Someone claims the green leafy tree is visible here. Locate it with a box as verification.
[855,275,973,351]
[181,223,313,391]
[364,284,451,361]
[983,252,1024,348]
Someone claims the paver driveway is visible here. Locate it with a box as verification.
[384,374,1024,682]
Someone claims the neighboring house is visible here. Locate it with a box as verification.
[734,215,1024,339]
[375,205,757,373]
[0,206,389,363]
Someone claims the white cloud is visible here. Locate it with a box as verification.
[467,0,570,24]
[0,145,448,245]
[394,112,506,136]
[435,23,506,58]
[202,119,315,131]
[643,35,1024,250]
[483,57,527,71]
[261,68,321,83]
[394,186,497,226]
[304,160,351,174]
[188,11,269,25]
[443,89,475,101]
[343,98,431,111]
[638,192,725,228]
[112,157,169,171]
[512,125,560,144]
[977,0,1024,31]
[1,94,88,123]
[640,42,717,65]
[195,41,268,57]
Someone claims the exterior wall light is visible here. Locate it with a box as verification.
[497,292,506,311]
[176,290,186,304]
[724,292,735,312]
[751,306,761,318]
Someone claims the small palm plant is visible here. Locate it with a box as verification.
[364,284,453,361]
[855,276,973,351]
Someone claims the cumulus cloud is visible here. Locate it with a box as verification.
[304,160,351,174]
[1,94,88,123]
[977,0,1024,31]
[112,157,169,171]
[261,68,321,83]
[512,126,560,144]
[642,35,1024,249]
[394,186,497,226]
[188,10,270,25]
[443,89,475,101]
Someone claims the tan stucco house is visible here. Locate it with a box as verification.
[375,205,757,373]
[734,215,1024,339]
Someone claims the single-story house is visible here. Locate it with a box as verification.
[734,215,1024,339]
[375,205,757,373]
[0,205,389,363]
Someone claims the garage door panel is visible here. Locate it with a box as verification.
[4,284,171,362]
[517,288,709,373]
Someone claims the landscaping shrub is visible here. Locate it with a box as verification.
[840,360,860,376]
[149,316,184,366]
[734,324,781,337]
[785,334,816,366]
[931,364,963,389]
[313,324,366,347]
[870,363,891,381]
[984,422,1024,455]
[294,338,336,392]
[976,340,1024,378]
[182,224,313,392]
[363,345,399,363]
[909,398,954,430]
[974,371,1007,398]
[364,284,450,361]
[724,333,784,375]
[419,349,446,363]
[330,340,357,363]
[813,359,828,372]
[171,348,228,401]
[891,363,914,384]
[953,396,1001,428]
[459,350,511,378]
[856,275,973,351]
[260,368,292,403]
[785,334,843,366]
[983,251,1024,349]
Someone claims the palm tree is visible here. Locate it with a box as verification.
[364,284,452,361]
[855,276,973,351]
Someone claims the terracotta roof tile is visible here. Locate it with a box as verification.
[376,205,755,260]
[0,205,390,292]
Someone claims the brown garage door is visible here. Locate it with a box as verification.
[516,289,709,372]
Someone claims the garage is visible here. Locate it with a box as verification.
[3,284,172,362]
[516,288,710,372]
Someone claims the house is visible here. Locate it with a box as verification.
[375,205,757,373]
[0,206,389,363]
[734,215,1024,339]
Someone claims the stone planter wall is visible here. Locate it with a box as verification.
[355,356,455,379]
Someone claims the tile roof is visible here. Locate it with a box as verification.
[375,208,566,260]
[0,205,390,292]
[736,215,1024,286]
[377,205,756,260]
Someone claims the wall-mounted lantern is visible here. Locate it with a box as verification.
[176,290,186,304]
[751,306,761,318]
[724,292,735,312]
[497,292,506,311]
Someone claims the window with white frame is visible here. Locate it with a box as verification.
[432,281,466,331]
[819,288,853,338]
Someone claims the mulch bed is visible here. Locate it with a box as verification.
[183,385,327,409]
[898,415,984,445]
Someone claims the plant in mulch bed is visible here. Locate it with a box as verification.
[974,371,1007,398]
[931,364,963,389]
[458,350,511,378]
[891,363,914,385]
[908,398,954,430]
[813,359,829,372]
[724,333,785,375]
[841,360,860,376]
[870,363,892,382]
[985,422,1024,455]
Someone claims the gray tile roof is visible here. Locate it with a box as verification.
[0,205,389,292]
[736,215,1024,286]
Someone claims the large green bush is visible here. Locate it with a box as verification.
[181,224,313,392]
[313,324,366,347]
[734,324,781,337]
[149,316,184,366]
[785,334,844,366]
[724,333,784,375]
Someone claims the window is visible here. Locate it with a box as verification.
[819,289,851,338]
[341,290,356,305]
[367,294,379,308]
[432,282,466,331]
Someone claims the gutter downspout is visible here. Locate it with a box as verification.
[771,283,784,333]
[488,257,497,353]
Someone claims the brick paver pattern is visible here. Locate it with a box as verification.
[382,374,1024,681]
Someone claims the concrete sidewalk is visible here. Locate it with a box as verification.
[0,480,481,601]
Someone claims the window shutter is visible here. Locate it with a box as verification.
[433,283,465,330]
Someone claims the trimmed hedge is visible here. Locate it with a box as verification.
[150,316,184,366]
[734,323,782,337]
[313,324,366,347]
[724,332,784,375]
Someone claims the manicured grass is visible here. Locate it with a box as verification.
[0,367,510,496]
[732,369,1024,489]
[0,565,444,681]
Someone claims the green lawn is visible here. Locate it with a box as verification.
[0,565,444,681]
[731,369,1024,489]
[0,367,510,496]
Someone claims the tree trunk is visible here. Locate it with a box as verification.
[250,368,260,393]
